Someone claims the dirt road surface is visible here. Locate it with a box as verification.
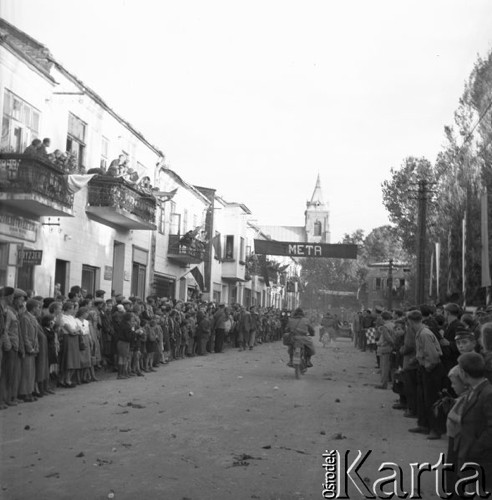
[0,334,444,499]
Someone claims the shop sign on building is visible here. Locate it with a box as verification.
[18,249,43,266]
[0,214,38,242]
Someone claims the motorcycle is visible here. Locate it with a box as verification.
[292,335,308,379]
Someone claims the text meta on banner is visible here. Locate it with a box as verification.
[254,240,357,259]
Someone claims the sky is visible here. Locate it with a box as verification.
[2,0,492,242]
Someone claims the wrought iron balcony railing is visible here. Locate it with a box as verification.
[167,234,206,265]
[0,154,74,216]
[86,176,156,230]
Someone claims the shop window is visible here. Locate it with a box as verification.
[153,274,175,299]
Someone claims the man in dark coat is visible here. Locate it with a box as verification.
[237,307,252,352]
[455,352,492,492]
[442,303,466,372]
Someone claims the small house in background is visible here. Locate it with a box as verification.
[364,261,411,310]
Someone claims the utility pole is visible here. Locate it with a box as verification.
[415,180,428,305]
[387,258,394,310]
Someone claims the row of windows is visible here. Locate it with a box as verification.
[1,89,141,173]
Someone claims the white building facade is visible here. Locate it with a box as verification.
[0,18,294,307]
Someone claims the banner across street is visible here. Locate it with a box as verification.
[254,240,358,259]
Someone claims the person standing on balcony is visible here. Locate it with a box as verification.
[23,139,41,156]
[37,138,51,157]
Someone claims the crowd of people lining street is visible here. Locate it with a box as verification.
[2,280,491,492]
[351,303,492,494]
[0,285,284,407]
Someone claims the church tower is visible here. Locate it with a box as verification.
[304,174,330,243]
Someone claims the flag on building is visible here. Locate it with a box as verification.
[190,266,205,291]
[212,233,222,261]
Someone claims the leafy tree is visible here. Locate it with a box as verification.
[380,49,492,305]
[299,227,409,310]
[381,157,436,254]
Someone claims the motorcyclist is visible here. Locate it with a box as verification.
[286,307,315,368]
[321,312,338,342]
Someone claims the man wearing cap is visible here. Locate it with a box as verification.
[442,303,466,371]
[455,329,478,355]
[0,287,13,409]
[122,299,133,313]
[19,299,41,402]
[211,304,227,353]
[407,309,444,439]
[455,352,492,488]
[4,289,27,405]
[420,304,440,340]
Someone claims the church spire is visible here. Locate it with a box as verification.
[304,173,330,243]
[309,173,324,206]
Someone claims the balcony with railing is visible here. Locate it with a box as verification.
[0,154,74,217]
[86,176,157,230]
[167,234,206,266]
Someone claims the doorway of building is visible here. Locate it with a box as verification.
[81,264,99,297]
[55,259,70,296]
[112,241,125,296]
